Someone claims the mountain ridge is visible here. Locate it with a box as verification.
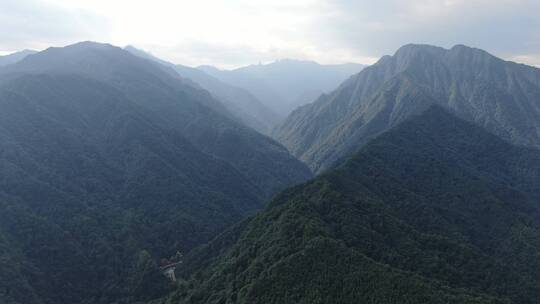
[274,43,540,173]
[199,59,365,116]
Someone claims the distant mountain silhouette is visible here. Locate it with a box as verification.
[199,59,364,116]
[125,46,279,134]
[275,44,540,173]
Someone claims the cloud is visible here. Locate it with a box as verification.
[0,0,109,52]
[0,0,539,68]
[309,0,540,63]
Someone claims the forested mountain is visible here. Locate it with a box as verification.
[124,46,279,134]
[164,106,540,304]
[199,60,364,116]
[0,42,311,304]
[0,49,36,67]
[2,41,311,198]
[274,44,540,173]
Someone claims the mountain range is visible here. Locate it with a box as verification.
[165,106,540,304]
[124,46,280,135]
[274,44,540,173]
[1,41,540,304]
[0,42,311,304]
[199,59,365,117]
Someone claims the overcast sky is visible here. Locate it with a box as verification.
[1,0,539,69]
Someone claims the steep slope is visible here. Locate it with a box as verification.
[166,106,540,304]
[199,59,364,116]
[0,73,260,304]
[0,42,310,304]
[0,49,37,67]
[275,44,540,173]
[124,46,279,134]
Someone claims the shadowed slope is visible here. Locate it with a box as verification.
[168,106,540,304]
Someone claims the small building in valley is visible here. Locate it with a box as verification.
[160,262,181,282]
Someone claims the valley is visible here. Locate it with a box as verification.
[1,8,539,302]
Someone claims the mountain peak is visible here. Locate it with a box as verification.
[393,43,447,58]
[393,43,484,55]
[37,41,119,56]
[276,43,540,173]
[65,40,116,50]
[391,43,499,63]
[2,41,168,79]
[13,41,124,66]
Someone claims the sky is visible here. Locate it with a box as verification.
[0,0,539,69]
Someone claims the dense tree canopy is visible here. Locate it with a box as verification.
[167,106,540,304]
[0,42,311,304]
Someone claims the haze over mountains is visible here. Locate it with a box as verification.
[124,46,280,135]
[199,60,365,117]
[275,44,540,173]
[0,41,311,304]
[0,42,313,197]
[0,45,365,134]
[1,39,540,304]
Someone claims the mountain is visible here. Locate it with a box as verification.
[124,46,279,134]
[0,73,261,304]
[274,44,540,173]
[0,49,37,67]
[164,106,540,304]
[199,59,365,116]
[2,42,311,198]
[0,41,311,304]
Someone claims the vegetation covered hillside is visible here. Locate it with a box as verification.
[0,42,311,304]
[167,106,540,304]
